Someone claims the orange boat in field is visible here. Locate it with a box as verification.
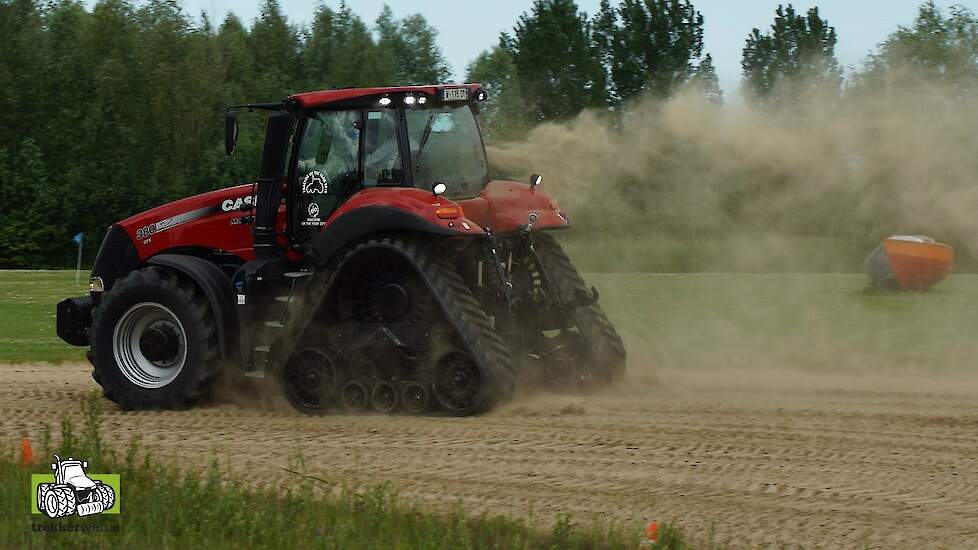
[864,235,954,290]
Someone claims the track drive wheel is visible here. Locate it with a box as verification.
[89,267,222,409]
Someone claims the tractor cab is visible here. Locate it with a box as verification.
[226,84,492,250]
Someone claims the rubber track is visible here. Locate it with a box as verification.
[88,267,222,409]
[281,236,516,414]
[533,233,626,382]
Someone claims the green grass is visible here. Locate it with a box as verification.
[589,272,978,374]
[0,271,88,363]
[0,397,683,549]
[3,269,975,374]
[561,235,872,273]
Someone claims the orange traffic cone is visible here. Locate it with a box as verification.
[20,435,34,467]
[639,520,658,548]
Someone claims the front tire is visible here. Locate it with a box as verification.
[94,483,116,510]
[43,486,76,518]
[36,483,51,512]
[89,267,222,409]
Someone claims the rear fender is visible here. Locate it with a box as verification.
[146,254,239,363]
[307,205,473,266]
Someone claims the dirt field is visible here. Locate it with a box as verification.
[3,362,977,548]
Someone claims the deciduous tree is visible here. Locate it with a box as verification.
[741,4,840,103]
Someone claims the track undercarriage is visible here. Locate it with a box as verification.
[274,231,625,416]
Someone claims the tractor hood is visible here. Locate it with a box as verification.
[63,464,96,488]
[116,184,265,262]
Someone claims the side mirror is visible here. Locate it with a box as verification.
[529,174,543,189]
[432,182,447,196]
[225,111,239,156]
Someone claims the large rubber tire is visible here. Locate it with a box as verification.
[94,483,115,511]
[89,266,222,410]
[534,233,626,387]
[43,486,76,518]
[36,483,51,512]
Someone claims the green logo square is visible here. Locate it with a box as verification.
[31,473,120,515]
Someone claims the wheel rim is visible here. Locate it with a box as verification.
[44,493,58,516]
[283,349,339,410]
[113,303,187,388]
[432,353,483,412]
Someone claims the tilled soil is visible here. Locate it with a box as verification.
[3,362,977,549]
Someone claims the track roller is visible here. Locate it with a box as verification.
[371,381,399,413]
[341,380,370,412]
[401,382,430,414]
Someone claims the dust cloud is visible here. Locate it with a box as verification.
[486,75,978,395]
[488,76,978,273]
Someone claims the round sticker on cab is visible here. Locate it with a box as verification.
[302,171,328,194]
[302,202,325,227]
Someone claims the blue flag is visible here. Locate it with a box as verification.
[72,232,83,245]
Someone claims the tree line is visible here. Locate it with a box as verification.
[0,0,449,267]
[1,0,976,268]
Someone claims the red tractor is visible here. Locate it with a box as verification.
[56,84,625,415]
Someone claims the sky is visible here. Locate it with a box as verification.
[87,0,978,97]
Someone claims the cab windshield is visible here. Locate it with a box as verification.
[405,105,489,200]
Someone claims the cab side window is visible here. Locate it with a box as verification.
[294,110,360,240]
[363,110,403,186]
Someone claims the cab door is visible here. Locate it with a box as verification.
[290,110,361,244]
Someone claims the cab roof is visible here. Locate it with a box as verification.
[290,83,482,108]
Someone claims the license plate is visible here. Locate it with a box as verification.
[441,88,470,102]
